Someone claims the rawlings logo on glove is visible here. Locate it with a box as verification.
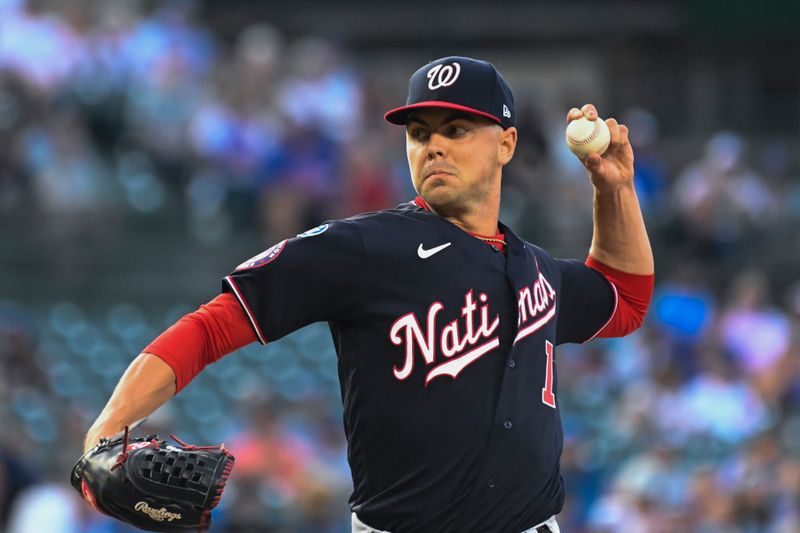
[135,502,183,522]
[72,426,235,532]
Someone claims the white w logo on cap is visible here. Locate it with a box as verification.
[427,62,461,90]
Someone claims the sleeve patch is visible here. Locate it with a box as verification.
[297,223,329,238]
[235,239,287,271]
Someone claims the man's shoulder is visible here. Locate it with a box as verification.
[516,238,555,263]
[515,238,563,277]
[298,202,421,236]
[342,200,429,229]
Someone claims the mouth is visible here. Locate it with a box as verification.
[424,168,456,180]
[427,172,452,180]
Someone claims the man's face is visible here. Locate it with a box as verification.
[405,108,516,216]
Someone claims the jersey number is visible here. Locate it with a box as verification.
[541,341,556,408]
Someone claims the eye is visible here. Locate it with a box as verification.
[446,124,468,137]
[408,127,430,142]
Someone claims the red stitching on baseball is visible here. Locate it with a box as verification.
[568,120,601,146]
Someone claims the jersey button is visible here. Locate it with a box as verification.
[508,358,516,368]
[504,419,513,430]
[488,478,496,489]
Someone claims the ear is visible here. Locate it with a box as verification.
[498,127,517,166]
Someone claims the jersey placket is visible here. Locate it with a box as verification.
[455,231,557,530]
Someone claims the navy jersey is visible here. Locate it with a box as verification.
[223,201,615,533]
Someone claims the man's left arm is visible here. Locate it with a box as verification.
[568,104,654,275]
[569,104,654,338]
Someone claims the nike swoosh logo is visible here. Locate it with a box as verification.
[417,242,452,259]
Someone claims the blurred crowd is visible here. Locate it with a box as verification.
[0,0,407,249]
[1,0,799,532]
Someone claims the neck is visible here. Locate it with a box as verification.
[442,206,499,236]
[418,194,500,236]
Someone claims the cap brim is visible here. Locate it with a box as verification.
[384,101,502,126]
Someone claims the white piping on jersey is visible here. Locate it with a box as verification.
[224,275,268,345]
[584,279,618,343]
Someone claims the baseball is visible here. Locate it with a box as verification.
[565,116,610,159]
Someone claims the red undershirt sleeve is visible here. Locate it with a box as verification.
[585,255,654,338]
[143,292,258,393]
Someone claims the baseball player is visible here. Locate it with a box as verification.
[84,56,654,532]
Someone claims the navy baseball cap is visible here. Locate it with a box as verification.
[384,56,515,129]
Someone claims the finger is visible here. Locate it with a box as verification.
[618,124,630,146]
[585,152,603,171]
[566,107,582,123]
[606,118,620,146]
[581,103,598,120]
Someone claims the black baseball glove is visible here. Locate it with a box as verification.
[71,426,235,532]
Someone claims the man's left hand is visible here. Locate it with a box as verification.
[566,104,634,192]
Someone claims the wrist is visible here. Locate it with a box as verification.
[593,180,635,195]
[85,411,125,449]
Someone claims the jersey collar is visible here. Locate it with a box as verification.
[412,196,506,252]
[413,196,431,211]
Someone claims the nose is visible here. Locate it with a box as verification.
[426,132,448,160]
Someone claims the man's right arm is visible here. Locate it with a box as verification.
[84,353,176,452]
[84,220,368,450]
[83,293,258,452]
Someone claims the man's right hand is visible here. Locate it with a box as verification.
[84,423,122,453]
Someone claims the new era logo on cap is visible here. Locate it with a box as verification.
[384,56,515,129]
